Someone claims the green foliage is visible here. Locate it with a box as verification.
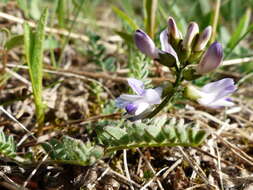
[112,6,138,31]
[227,8,251,50]
[41,116,206,166]
[144,0,158,39]
[4,34,24,51]
[0,129,16,158]
[56,0,66,28]
[128,49,150,84]
[16,0,29,18]
[42,136,104,166]
[85,32,116,72]
[17,0,41,20]
[24,9,48,126]
[97,116,207,153]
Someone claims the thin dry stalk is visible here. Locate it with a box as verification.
[137,148,164,190]
[178,147,209,185]
[123,150,134,190]
[0,12,89,42]
[140,167,168,190]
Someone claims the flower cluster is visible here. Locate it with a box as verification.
[134,17,223,75]
[116,17,236,119]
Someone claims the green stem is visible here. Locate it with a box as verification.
[146,90,174,118]
[145,68,183,119]
[210,0,220,43]
[106,142,198,153]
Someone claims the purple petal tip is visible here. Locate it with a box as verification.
[134,29,158,59]
[125,103,137,115]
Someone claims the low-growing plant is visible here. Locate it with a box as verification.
[24,9,48,128]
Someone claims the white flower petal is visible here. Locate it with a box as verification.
[143,89,162,104]
[201,78,234,93]
[115,94,142,108]
[127,78,145,95]
[197,92,217,106]
[135,102,150,115]
[154,87,163,97]
[159,29,179,61]
[206,98,234,108]
[119,94,142,101]
[200,78,236,103]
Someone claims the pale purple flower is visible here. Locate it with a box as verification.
[134,29,159,59]
[182,22,199,49]
[192,78,236,108]
[196,42,223,74]
[134,29,178,62]
[194,26,212,51]
[160,29,179,62]
[116,78,162,116]
[167,16,182,40]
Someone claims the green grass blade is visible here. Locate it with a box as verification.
[16,0,29,18]
[24,9,48,126]
[112,6,138,31]
[225,23,253,59]
[210,0,220,43]
[227,8,251,50]
[56,0,66,28]
[4,34,24,50]
[144,0,158,39]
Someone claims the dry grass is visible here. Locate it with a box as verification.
[0,2,253,190]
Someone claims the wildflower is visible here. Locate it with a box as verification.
[185,78,236,108]
[196,42,223,74]
[116,78,162,116]
[134,28,179,67]
[159,29,179,62]
[167,16,182,40]
[194,26,212,51]
[183,22,199,50]
[134,29,159,59]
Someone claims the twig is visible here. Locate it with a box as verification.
[193,147,244,170]
[7,63,171,84]
[123,150,134,190]
[0,11,89,42]
[215,134,253,165]
[7,63,116,98]
[223,56,253,66]
[22,154,49,188]
[140,167,168,190]
[215,144,224,190]
[0,106,36,140]
[162,158,183,179]
[178,147,209,185]
[0,171,28,190]
[89,167,110,188]
[137,148,164,190]
[109,168,141,188]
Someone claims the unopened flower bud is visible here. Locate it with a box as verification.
[134,29,158,59]
[183,22,199,50]
[196,42,223,74]
[168,17,182,40]
[194,26,212,51]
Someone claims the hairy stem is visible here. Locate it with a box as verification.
[106,142,199,153]
[145,68,183,119]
